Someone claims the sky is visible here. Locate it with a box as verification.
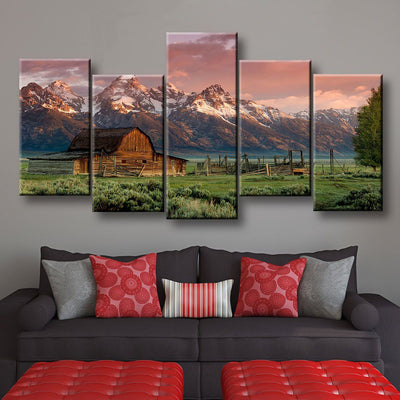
[167,33,237,94]
[92,75,162,95]
[240,61,310,114]
[20,59,89,96]
[314,74,382,110]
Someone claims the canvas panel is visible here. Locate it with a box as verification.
[19,59,90,195]
[166,32,238,219]
[91,75,164,212]
[313,74,383,211]
[240,60,311,196]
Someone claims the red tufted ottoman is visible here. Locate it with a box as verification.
[4,360,184,400]
[222,360,400,400]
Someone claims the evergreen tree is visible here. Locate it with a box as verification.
[353,84,382,172]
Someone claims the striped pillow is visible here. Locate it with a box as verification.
[162,279,234,318]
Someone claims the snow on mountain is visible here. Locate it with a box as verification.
[290,110,310,120]
[94,75,163,123]
[46,80,86,112]
[20,82,80,114]
[240,100,296,128]
[19,82,89,152]
[314,107,359,130]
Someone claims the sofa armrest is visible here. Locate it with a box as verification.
[361,294,400,389]
[342,292,379,331]
[0,288,39,398]
[18,294,56,331]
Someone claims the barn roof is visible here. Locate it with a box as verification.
[69,127,187,161]
[27,151,88,161]
[68,127,145,153]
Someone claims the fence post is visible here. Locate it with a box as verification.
[171,160,175,177]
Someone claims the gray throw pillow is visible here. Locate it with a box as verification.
[42,258,97,320]
[298,256,354,320]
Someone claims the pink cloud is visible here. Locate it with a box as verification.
[240,61,310,113]
[167,33,237,95]
[20,59,89,96]
[314,75,382,110]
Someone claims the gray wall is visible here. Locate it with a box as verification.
[1,0,399,304]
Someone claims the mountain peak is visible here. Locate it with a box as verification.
[116,74,137,80]
[202,83,227,96]
[45,80,85,112]
[49,80,70,88]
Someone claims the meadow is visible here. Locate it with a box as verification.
[20,161,89,195]
[240,175,310,196]
[313,160,382,211]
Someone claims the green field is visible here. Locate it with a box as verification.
[241,175,310,196]
[167,174,237,219]
[20,161,89,195]
[93,177,163,212]
[313,161,382,211]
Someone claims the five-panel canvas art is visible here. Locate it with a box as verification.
[19,33,383,217]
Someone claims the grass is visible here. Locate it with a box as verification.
[93,177,163,212]
[20,160,89,195]
[167,174,237,219]
[313,162,382,211]
[241,175,310,196]
[20,170,89,196]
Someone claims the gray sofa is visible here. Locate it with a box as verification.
[0,245,399,400]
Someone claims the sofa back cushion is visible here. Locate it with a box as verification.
[40,246,199,308]
[199,246,358,311]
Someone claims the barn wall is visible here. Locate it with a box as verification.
[118,129,154,153]
[28,160,74,175]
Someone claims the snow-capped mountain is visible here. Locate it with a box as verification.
[46,80,87,112]
[94,75,162,120]
[166,82,311,155]
[19,81,89,152]
[20,81,87,114]
[313,108,360,155]
[93,76,164,152]
[314,107,359,130]
[292,108,359,129]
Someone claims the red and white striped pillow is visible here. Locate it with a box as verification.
[162,279,233,318]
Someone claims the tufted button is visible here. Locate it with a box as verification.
[221,360,400,399]
[4,360,184,400]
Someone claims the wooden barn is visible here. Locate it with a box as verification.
[27,127,187,177]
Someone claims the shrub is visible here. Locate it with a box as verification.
[335,186,382,210]
[168,184,237,218]
[276,184,310,196]
[20,176,89,195]
[93,179,163,212]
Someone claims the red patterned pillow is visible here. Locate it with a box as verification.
[89,253,162,318]
[234,257,307,317]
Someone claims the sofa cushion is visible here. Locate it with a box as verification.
[162,279,234,318]
[298,256,354,320]
[18,317,199,362]
[42,259,96,320]
[89,254,162,318]
[40,246,199,307]
[199,246,358,311]
[234,257,306,317]
[198,317,380,362]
